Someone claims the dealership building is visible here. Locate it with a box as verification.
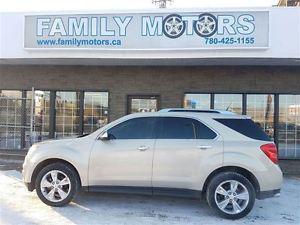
[0,7,300,160]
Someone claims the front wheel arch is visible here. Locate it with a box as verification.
[30,158,82,191]
[202,166,260,197]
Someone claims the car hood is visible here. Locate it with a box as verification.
[32,137,84,148]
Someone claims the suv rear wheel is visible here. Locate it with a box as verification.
[206,172,255,219]
[35,162,79,207]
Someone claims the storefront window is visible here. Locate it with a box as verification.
[184,94,211,109]
[0,90,23,149]
[278,95,300,159]
[26,91,50,144]
[55,92,80,139]
[214,94,243,114]
[128,95,159,114]
[247,94,274,138]
[84,92,109,133]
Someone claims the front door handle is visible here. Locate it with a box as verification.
[138,146,149,151]
[197,145,212,150]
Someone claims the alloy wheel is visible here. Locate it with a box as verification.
[40,170,71,203]
[214,180,250,215]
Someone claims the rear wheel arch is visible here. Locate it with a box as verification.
[202,166,260,196]
[31,158,82,190]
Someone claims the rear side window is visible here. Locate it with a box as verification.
[108,117,156,139]
[158,117,217,139]
[215,118,271,141]
[195,121,217,139]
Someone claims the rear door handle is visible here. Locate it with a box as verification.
[197,145,212,150]
[138,146,149,151]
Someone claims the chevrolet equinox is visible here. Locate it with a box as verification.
[23,109,282,219]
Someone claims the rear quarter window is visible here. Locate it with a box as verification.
[215,118,271,141]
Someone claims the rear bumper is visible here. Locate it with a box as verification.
[257,189,281,199]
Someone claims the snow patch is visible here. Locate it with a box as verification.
[0,170,299,225]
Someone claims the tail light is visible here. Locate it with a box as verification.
[260,143,278,164]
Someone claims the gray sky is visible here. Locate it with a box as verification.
[1,0,279,12]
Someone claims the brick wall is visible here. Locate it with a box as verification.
[0,65,299,121]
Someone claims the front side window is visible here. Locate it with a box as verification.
[108,117,156,139]
[158,117,216,139]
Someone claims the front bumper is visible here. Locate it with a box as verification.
[22,168,35,191]
[24,181,35,192]
[257,189,281,199]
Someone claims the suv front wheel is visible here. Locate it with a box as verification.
[206,172,255,219]
[35,162,79,207]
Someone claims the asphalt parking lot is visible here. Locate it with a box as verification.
[0,170,299,225]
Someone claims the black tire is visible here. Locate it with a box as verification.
[35,162,79,207]
[206,172,255,219]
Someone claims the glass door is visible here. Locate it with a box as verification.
[55,91,80,139]
[127,95,159,114]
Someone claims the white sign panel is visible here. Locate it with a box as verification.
[24,11,269,50]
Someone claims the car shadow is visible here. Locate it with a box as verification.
[51,191,217,224]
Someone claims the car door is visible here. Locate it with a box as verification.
[89,117,157,189]
[152,116,223,191]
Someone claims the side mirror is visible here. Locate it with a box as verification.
[99,131,109,141]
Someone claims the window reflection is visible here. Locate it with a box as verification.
[278,95,300,159]
[130,97,158,113]
[247,95,274,138]
[84,92,109,133]
[214,94,242,114]
[27,91,50,144]
[184,94,210,109]
[55,92,80,139]
[0,90,23,149]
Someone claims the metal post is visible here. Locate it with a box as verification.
[30,87,35,144]
[49,91,56,139]
[242,94,247,115]
[274,94,280,147]
[21,91,27,149]
[78,91,84,135]
[210,94,215,109]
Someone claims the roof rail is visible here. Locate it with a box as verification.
[159,108,236,115]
